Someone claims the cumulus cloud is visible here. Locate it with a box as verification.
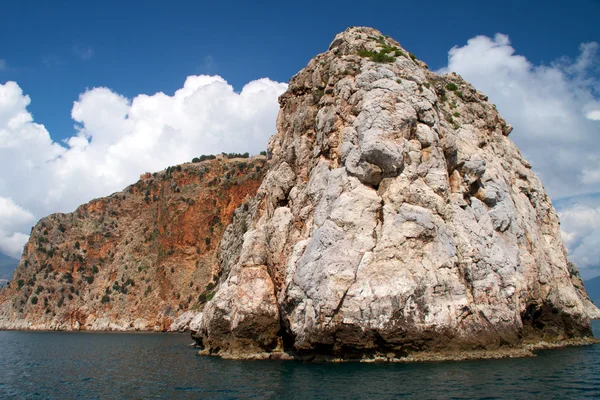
[559,204,600,279]
[441,34,600,278]
[0,197,35,258]
[0,76,287,258]
[587,110,600,120]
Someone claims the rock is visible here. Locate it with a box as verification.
[169,311,196,332]
[568,262,600,319]
[197,266,280,358]
[196,27,599,361]
[0,156,267,331]
[188,312,204,332]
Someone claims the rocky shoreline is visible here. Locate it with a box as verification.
[193,336,600,363]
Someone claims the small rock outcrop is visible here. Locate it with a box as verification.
[0,157,267,330]
[193,27,599,360]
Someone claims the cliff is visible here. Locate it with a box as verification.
[0,156,267,330]
[192,27,600,361]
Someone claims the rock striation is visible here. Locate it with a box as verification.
[192,27,600,360]
[0,157,267,330]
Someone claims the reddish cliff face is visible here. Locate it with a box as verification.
[0,156,267,331]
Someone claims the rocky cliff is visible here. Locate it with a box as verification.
[192,27,600,361]
[0,156,267,330]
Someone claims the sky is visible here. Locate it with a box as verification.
[0,0,599,276]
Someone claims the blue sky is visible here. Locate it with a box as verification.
[1,0,598,140]
[1,0,599,277]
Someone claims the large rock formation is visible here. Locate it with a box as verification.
[0,156,267,330]
[193,27,599,360]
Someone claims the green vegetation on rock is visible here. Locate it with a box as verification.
[358,35,407,63]
[446,82,458,91]
[192,154,216,163]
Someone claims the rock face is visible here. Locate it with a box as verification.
[0,157,267,330]
[193,27,599,360]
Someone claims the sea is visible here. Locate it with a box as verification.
[1,321,600,399]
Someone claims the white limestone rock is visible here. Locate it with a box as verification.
[196,27,599,360]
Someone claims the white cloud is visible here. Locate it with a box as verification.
[0,76,287,258]
[587,110,600,120]
[0,197,35,228]
[0,232,30,259]
[559,204,600,279]
[0,197,35,258]
[441,34,600,278]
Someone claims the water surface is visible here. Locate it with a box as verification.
[1,322,600,399]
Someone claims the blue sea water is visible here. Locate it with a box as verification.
[1,322,600,399]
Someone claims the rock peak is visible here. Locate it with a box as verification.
[326,26,426,68]
[328,26,389,49]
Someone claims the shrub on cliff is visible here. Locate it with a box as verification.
[359,49,396,63]
[446,82,458,91]
[223,152,250,159]
[192,154,217,163]
[63,273,73,284]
